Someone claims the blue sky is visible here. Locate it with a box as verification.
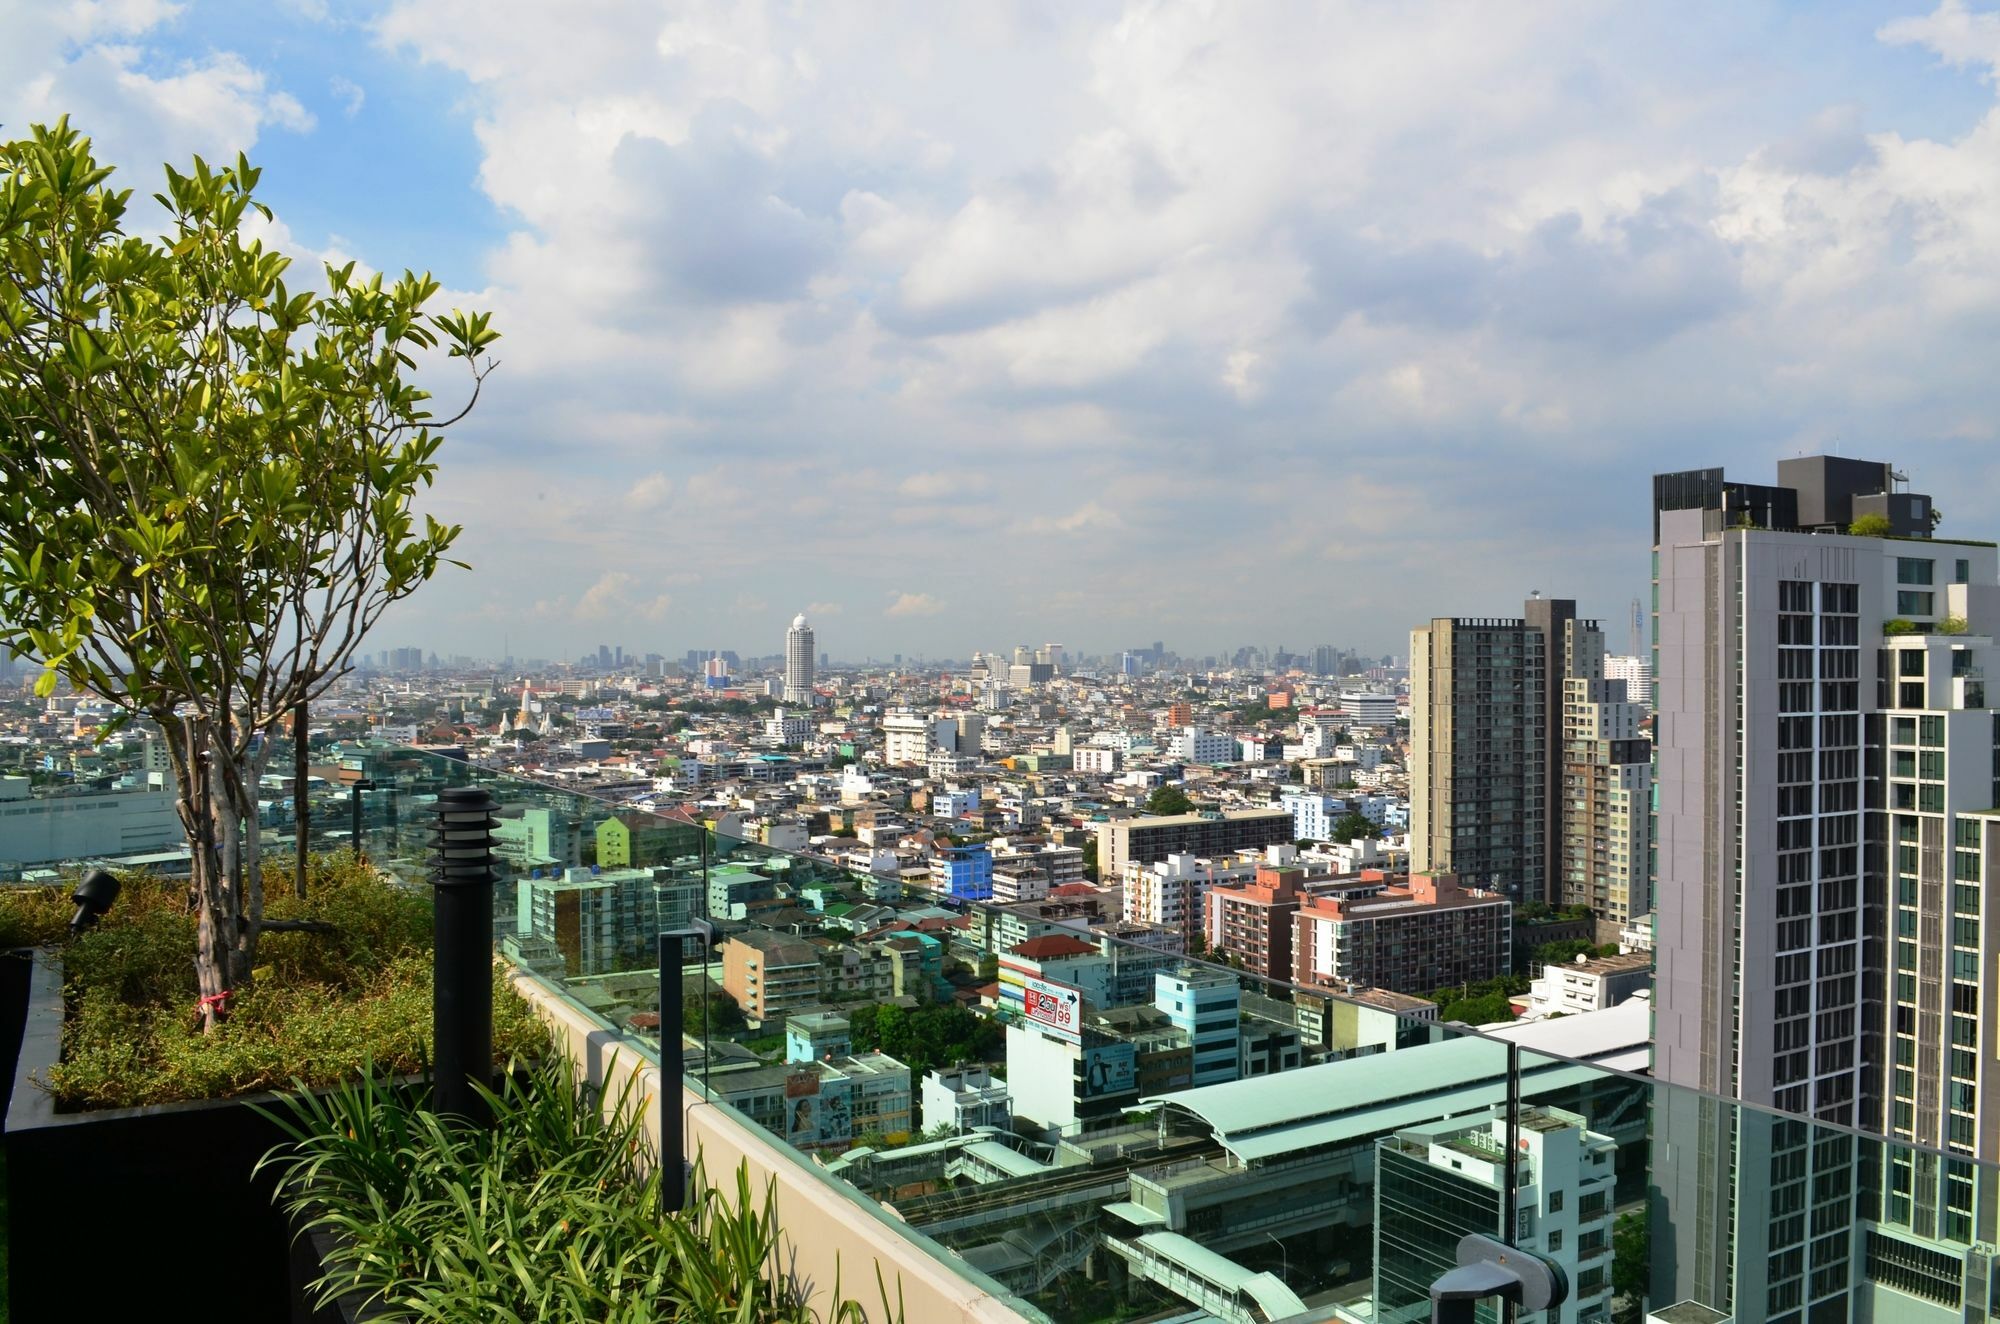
[9,1,2000,664]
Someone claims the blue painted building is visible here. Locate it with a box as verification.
[929,843,994,902]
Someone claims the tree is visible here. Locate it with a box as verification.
[1146,785,1194,815]
[0,123,498,1026]
[682,989,747,1039]
[1080,836,1098,880]
[1535,938,1598,968]
[1330,811,1379,842]
[1612,1209,1648,1315]
[1437,992,1516,1025]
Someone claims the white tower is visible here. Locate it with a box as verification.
[784,613,815,705]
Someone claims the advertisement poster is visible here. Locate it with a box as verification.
[1081,1041,1137,1098]
[1023,974,1083,1044]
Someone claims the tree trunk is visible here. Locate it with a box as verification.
[164,712,270,1032]
[222,737,269,990]
[293,698,309,900]
[167,716,233,1032]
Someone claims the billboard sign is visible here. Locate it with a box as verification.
[1023,975,1083,1044]
[1081,1041,1137,1099]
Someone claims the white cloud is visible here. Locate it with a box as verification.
[329,74,365,117]
[1021,501,1125,536]
[1880,1,2000,77]
[805,601,842,616]
[896,471,986,499]
[26,0,2000,657]
[575,571,636,620]
[1,5,315,180]
[626,472,673,511]
[885,591,943,617]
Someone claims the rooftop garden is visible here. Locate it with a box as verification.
[1,856,543,1110]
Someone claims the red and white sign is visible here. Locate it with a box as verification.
[1023,975,1082,1044]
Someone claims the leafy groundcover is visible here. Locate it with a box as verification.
[259,1055,903,1323]
[0,856,544,1109]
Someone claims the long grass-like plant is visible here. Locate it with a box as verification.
[257,1055,903,1322]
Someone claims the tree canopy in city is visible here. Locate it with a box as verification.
[1330,810,1379,842]
[1146,785,1195,815]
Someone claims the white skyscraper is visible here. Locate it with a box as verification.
[784,613,815,705]
[1602,652,1653,709]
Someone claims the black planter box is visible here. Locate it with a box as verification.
[3,950,342,1324]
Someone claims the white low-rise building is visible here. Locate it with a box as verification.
[1522,950,1652,1020]
[921,1064,1011,1133]
[1073,745,1119,775]
[1168,727,1235,766]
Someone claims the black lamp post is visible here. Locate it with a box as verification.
[432,785,497,1124]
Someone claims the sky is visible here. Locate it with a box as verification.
[9,1,2000,664]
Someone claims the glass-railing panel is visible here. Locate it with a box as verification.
[313,746,2000,1324]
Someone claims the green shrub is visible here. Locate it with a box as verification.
[49,955,545,1109]
[261,1056,901,1322]
[19,856,544,1109]
[1884,618,1918,636]
[1850,513,1894,537]
[1939,616,1970,636]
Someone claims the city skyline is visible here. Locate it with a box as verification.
[9,3,2000,659]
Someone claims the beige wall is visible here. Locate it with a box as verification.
[504,967,1030,1324]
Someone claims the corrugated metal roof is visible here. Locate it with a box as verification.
[1142,1036,1608,1163]
[1142,1034,1502,1135]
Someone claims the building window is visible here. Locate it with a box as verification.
[1898,558,1935,586]
[1956,559,1970,584]
[1898,591,1936,617]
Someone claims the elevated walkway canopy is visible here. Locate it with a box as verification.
[1142,1034,1605,1164]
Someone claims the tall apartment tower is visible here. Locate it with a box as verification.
[1410,598,1601,902]
[784,613,815,705]
[1560,675,1651,938]
[1602,653,1654,709]
[1651,456,2000,1321]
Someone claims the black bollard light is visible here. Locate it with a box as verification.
[432,786,497,1124]
[658,918,715,1213]
[67,869,120,936]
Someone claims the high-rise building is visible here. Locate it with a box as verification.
[1602,653,1653,709]
[784,613,815,705]
[1650,455,2000,1320]
[1410,598,1600,901]
[1560,675,1651,937]
[1292,872,1512,996]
